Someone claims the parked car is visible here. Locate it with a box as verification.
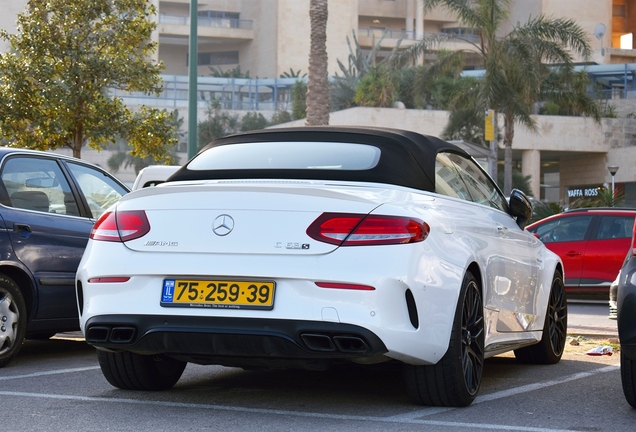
[526,208,636,298]
[76,127,565,407]
[617,222,636,408]
[131,165,180,190]
[0,148,129,367]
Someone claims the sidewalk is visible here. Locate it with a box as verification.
[568,317,618,340]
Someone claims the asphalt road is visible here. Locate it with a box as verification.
[0,302,633,432]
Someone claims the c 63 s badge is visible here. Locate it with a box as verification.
[275,242,310,250]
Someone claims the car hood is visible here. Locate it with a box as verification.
[116,180,432,255]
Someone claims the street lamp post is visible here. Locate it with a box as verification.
[608,165,619,199]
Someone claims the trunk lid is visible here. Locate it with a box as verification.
[118,180,415,255]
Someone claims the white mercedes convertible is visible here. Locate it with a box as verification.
[76,126,565,407]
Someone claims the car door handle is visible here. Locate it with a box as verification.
[565,251,582,257]
[497,225,508,236]
[14,223,32,238]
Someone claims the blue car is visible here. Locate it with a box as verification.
[0,148,129,367]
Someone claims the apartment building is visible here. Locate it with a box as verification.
[1,0,636,203]
[150,0,634,78]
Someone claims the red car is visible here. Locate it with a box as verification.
[526,208,636,297]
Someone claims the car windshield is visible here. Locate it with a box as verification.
[187,141,381,171]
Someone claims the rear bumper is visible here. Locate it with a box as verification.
[85,315,388,370]
[618,256,636,359]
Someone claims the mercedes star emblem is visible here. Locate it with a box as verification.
[213,214,234,236]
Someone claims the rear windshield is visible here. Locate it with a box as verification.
[187,141,381,171]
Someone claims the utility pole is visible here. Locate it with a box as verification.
[187,1,198,159]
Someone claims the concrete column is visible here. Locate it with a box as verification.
[522,149,541,199]
[406,0,414,36]
[415,0,424,40]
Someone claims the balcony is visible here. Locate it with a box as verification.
[357,27,480,53]
[158,14,254,43]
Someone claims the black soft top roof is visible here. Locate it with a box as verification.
[169,126,470,192]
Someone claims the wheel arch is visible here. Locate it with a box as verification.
[0,264,36,322]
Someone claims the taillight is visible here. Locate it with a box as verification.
[91,210,150,242]
[307,212,429,246]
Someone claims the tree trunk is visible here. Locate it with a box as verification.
[73,127,83,159]
[503,112,514,196]
[306,0,329,126]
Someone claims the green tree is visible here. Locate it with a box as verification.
[306,0,330,125]
[292,81,308,120]
[198,100,240,150]
[418,0,600,195]
[240,112,269,132]
[0,0,177,160]
[107,110,182,174]
[270,110,293,125]
[331,29,401,111]
[354,66,396,107]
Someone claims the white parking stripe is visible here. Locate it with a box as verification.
[0,390,579,431]
[474,364,619,403]
[385,363,620,422]
[0,363,620,431]
[0,366,100,381]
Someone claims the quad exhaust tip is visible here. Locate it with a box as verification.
[301,333,369,354]
[86,325,137,344]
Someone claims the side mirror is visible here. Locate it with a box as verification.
[509,188,532,229]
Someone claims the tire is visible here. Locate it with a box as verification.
[514,270,567,364]
[621,349,636,408]
[0,274,27,368]
[97,349,187,390]
[404,271,484,407]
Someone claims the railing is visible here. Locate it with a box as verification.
[108,70,635,113]
[594,88,636,100]
[109,75,304,112]
[159,14,253,30]
[357,27,481,43]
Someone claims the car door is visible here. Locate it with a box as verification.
[0,155,126,322]
[436,152,541,331]
[580,214,635,289]
[530,215,594,288]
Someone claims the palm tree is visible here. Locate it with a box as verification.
[416,0,600,194]
[306,0,330,126]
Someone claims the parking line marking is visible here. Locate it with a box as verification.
[0,390,579,431]
[384,363,620,422]
[475,364,619,403]
[0,366,100,381]
[0,363,620,432]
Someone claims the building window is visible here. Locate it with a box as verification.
[187,51,239,66]
[198,11,240,20]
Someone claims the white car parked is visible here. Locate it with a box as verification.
[76,126,565,407]
[131,165,180,190]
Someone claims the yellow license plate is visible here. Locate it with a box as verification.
[161,279,275,310]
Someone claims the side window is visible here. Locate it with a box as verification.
[531,216,593,243]
[66,162,128,219]
[596,216,634,240]
[0,157,81,216]
[435,152,507,212]
[435,153,470,200]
